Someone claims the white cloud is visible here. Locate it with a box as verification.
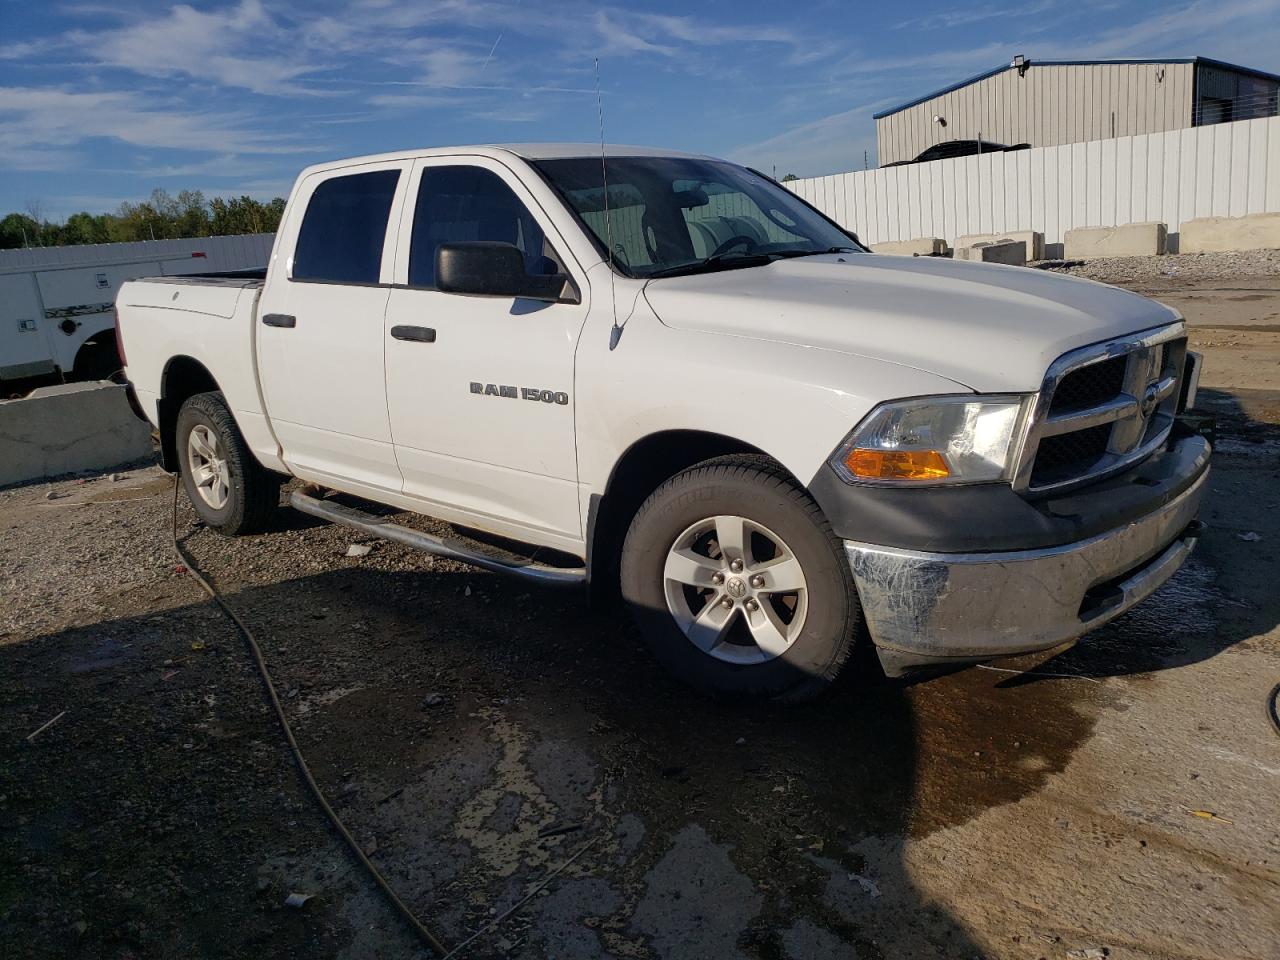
[730,102,886,179]
[591,10,680,58]
[832,41,1016,79]
[893,1,1058,31]
[131,154,282,179]
[62,0,323,97]
[845,0,1280,82]
[366,91,464,109]
[0,86,324,170]
[1055,0,1280,58]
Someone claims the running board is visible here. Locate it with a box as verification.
[289,491,587,588]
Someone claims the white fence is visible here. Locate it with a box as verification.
[785,116,1280,254]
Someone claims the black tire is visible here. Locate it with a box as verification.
[71,339,122,382]
[620,455,860,701]
[176,391,280,535]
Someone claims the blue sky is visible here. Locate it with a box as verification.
[2,0,1279,218]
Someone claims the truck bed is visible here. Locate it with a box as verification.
[122,275,264,320]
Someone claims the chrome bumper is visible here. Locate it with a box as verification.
[845,468,1208,674]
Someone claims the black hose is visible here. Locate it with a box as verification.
[170,479,450,957]
[1268,681,1280,739]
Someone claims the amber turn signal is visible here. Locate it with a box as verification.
[844,448,950,481]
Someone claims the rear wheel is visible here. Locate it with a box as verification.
[176,391,280,535]
[71,338,122,382]
[620,455,859,701]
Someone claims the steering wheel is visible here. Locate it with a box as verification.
[708,234,759,258]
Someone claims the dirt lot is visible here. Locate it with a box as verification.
[3,252,1279,959]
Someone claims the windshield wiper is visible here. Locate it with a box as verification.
[770,246,861,259]
[646,246,861,280]
[646,252,774,280]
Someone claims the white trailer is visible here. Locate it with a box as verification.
[0,234,272,385]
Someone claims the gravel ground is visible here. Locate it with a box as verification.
[1042,247,1280,285]
[2,262,1279,960]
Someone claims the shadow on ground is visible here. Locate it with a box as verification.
[0,501,1237,958]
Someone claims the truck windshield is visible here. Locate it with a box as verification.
[533,156,864,279]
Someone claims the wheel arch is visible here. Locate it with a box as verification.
[157,355,221,472]
[586,429,797,598]
[69,335,122,382]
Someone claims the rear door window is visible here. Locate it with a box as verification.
[293,170,400,284]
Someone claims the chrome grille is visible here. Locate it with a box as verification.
[1030,424,1112,487]
[1048,355,1127,414]
[1014,324,1187,496]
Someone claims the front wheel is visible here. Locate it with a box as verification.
[176,391,280,535]
[620,455,860,701]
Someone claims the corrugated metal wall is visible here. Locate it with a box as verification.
[788,115,1280,250]
[0,233,275,274]
[1195,64,1279,124]
[876,62,1194,165]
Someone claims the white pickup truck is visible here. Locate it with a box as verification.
[117,144,1209,700]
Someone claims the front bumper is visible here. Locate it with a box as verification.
[845,466,1208,676]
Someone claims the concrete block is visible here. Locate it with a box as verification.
[955,241,1027,266]
[1180,213,1280,253]
[1064,222,1167,259]
[872,238,947,257]
[0,382,153,487]
[955,231,1044,261]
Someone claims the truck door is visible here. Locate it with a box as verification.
[382,157,589,548]
[256,161,410,493]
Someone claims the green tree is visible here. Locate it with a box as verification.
[1,189,287,249]
[62,212,113,246]
[0,212,41,249]
[175,190,211,238]
[781,173,799,182]
[209,195,275,235]
[263,197,286,232]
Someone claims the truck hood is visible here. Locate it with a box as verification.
[643,253,1180,392]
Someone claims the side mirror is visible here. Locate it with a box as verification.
[435,242,575,303]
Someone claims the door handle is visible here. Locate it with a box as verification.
[262,313,296,328]
[391,325,436,343]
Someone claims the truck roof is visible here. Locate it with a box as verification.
[295,143,716,179]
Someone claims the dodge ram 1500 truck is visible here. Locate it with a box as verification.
[117,144,1209,701]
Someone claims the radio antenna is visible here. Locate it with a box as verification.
[595,58,621,349]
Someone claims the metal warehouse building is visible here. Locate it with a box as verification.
[875,56,1280,166]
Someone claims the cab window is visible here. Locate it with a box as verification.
[409,165,562,289]
[292,169,400,284]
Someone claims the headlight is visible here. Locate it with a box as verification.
[830,396,1030,485]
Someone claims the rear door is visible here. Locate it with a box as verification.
[256,162,410,492]
[382,156,589,547]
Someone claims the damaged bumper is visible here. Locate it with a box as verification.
[846,465,1208,677]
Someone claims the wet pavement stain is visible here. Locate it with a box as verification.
[229,563,1131,957]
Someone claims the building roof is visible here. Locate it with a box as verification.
[872,56,1280,120]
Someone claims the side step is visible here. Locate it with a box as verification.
[289,490,587,588]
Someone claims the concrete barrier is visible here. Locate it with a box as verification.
[1180,213,1280,253]
[872,238,947,256]
[0,382,154,487]
[955,231,1044,261]
[955,241,1027,266]
[1064,222,1167,259]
